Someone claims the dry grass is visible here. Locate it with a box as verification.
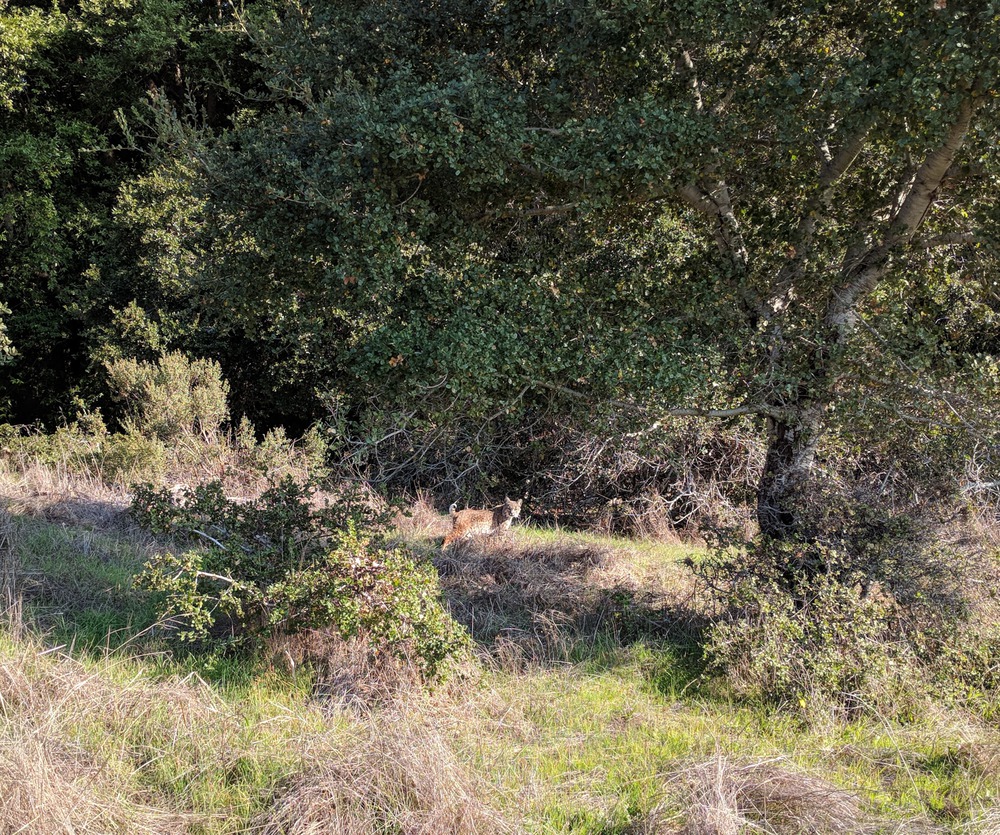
[0,625,512,834]
[255,711,517,835]
[967,807,1000,835]
[3,470,999,833]
[395,490,452,540]
[0,460,131,530]
[0,511,19,639]
[0,636,222,833]
[429,528,696,664]
[674,753,869,835]
[269,629,427,712]
[0,419,325,509]
[0,731,193,834]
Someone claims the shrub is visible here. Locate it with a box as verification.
[0,417,167,486]
[134,478,469,679]
[233,418,330,483]
[106,351,229,442]
[93,429,168,484]
[694,479,980,715]
[700,541,917,715]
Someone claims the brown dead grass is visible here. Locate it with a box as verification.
[430,531,696,664]
[0,511,19,639]
[674,754,869,835]
[968,806,1000,835]
[269,629,427,712]
[0,637,223,833]
[0,460,131,530]
[0,731,192,834]
[255,712,517,835]
[395,490,452,540]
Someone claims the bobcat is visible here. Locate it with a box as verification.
[442,497,522,550]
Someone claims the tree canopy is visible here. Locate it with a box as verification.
[3,0,1000,534]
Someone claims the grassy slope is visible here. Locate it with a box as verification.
[1,481,999,833]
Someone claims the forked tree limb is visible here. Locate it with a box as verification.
[826,91,980,331]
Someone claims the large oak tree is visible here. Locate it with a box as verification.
[129,0,1000,537]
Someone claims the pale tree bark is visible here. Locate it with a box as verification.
[676,86,981,541]
[753,92,981,540]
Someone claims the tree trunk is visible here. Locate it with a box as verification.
[756,400,827,541]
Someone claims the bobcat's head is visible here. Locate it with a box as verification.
[504,496,523,519]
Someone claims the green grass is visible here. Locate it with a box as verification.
[14,516,162,651]
[455,655,998,831]
[3,505,1000,833]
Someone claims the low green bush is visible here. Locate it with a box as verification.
[94,428,168,484]
[700,541,918,715]
[695,481,988,717]
[133,478,469,679]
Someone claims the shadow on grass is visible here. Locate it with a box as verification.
[10,512,159,650]
[4,509,283,691]
[430,534,711,695]
[8,501,714,695]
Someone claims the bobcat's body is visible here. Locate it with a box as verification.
[443,497,522,549]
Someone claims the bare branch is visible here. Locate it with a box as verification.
[195,570,239,586]
[191,529,227,550]
[678,48,705,112]
[760,118,876,325]
[818,120,874,190]
[677,183,718,215]
[500,201,579,218]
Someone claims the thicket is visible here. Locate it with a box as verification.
[4,0,1000,720]
[133,479,470,679]
[695,475,1000,716]
[1,351,469,679]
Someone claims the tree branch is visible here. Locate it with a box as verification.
[826,91,980,330]
[761,118,876,324]
[500,201,579,218]
[195,570,239,586]
[191,529,227,550]
[892,94,979,234]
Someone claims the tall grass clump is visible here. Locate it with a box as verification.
[256,713,514,834]
[673,753,867,835]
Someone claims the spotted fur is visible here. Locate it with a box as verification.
[442,497,522,549]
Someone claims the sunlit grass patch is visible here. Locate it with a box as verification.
[0,629,337,833]
[442,649,1000,833]
[12,515,160,651]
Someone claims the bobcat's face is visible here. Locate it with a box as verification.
[504,497,523,519]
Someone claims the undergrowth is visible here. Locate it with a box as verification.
[2,475,1000,833]
[133,479,471,680]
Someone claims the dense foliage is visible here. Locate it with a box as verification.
[134,478,470,677]
[3,0,1000,536]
